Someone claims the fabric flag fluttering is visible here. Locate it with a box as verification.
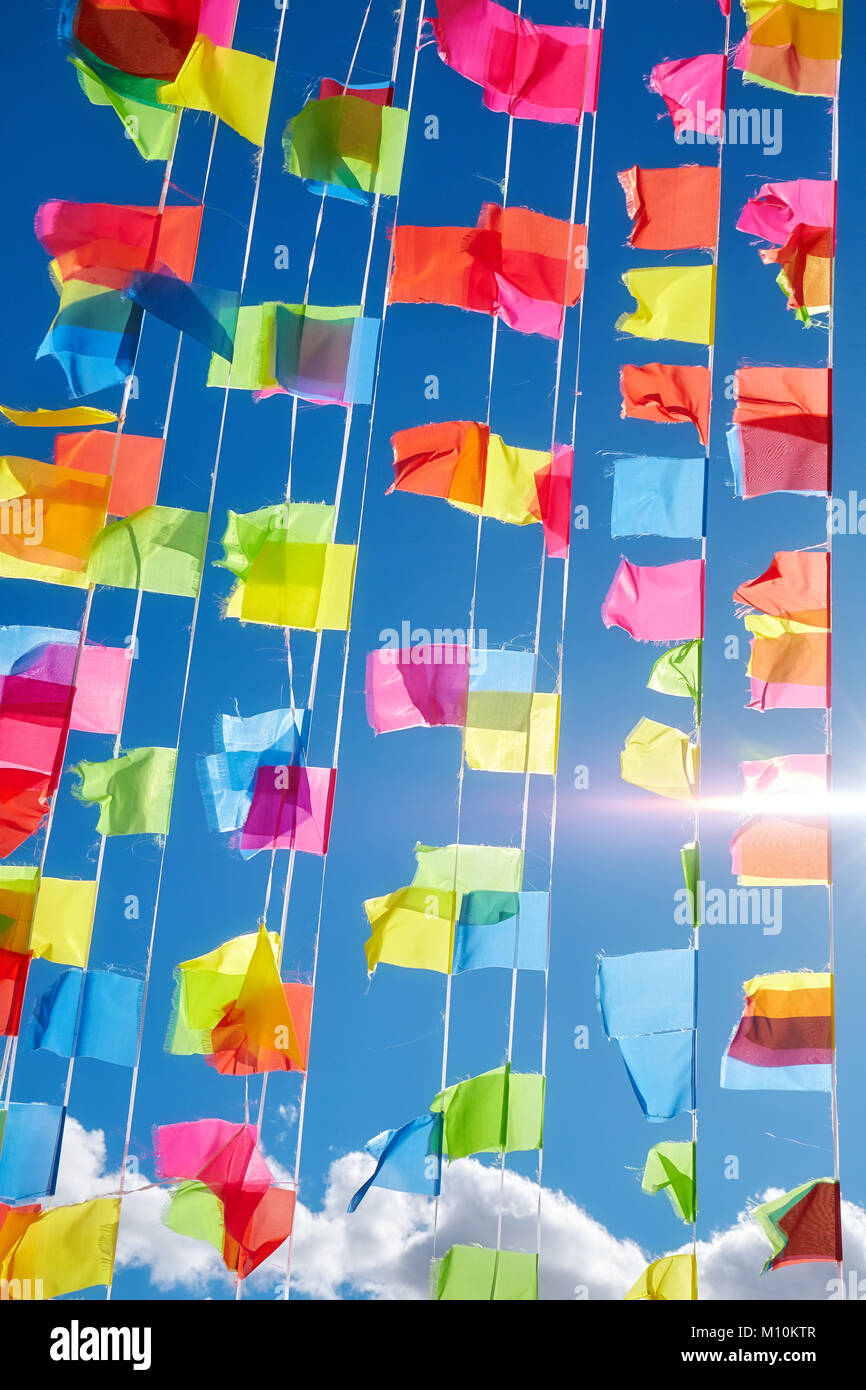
[206,303,379,404]
[389,421,572,556]
[217,502,356,631]
[0,403,117,428]
[26,968,142,1067]
[72,746,177,837]
[734,0,843,98]
[649,53,726,137]
[602,558,704,641]
[347,1113,443,1211]
[734,551,830,710]
[430,1065,544,1159]
[0,1196,120,1299]
[429,0,602,123]
[389,203,587,339]
[731,754,829,886]
[155,1120,295,1278]
[642,1141,696,1224]
[621,717,698,801]
[610,458,705,540]
[620,363,711,446]
[727,366,830,499]
[752,1179,842,1273]
[54,429,164,516]
[283,89,409,202]
[0,1102,65,1203]
[434,1245,538,1300]
[721,972,833,1091]
[625,1252,697,1301]
[648,641,702,713]
[617,266,716,345]
[618,166,721,251]
[596,949,696,1120]
[737,179,835,323]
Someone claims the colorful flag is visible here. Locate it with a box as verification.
[0,866,39,956]
[0,1196,120,1299]
[347,1113,443,1211]
[745,615,829,711]
[430,0,601,123]
[69,55,177,160]
[734,550,829,626]
[0,772,53,860]
[464,690,559,774]
[618,266,716,345]
[156,36,275,146]
[0,404,116,428]
[603,558,704,641]
[389,203,587,339]
[0,625,132,740]
[218,502,355,630]
[87,505,208,597]
[366,644,471,734]
[621,718,698,801]
[434,1245,538,1300]
[611,457,705,539]
[54,428,162,516]
[453,891,548,973]
[166,930,279,1055]
[721,972,833,1091]
[283,93,408,202]
[752,1179,842,1273]
[389,420,573,554]
[199,706,309,838]
[618,165,720,250]
[204,924,305,1074]
[647,641,702,711]
[737,179,835,322]
[206,303,378,404]
[649,54,726,136]
[735,0,842,97]
[364,842,524,975]
[0,1102,65,1203]
[642,1141,696,1223]
[620,363,711,446]
[236,766,336,856]
[0,948,31,1035]
[29,878,97,969]
[124,271,240,360]
[598,949,696,1038]
[430,1066,545,1159]
[72,746,177,837]
[0,457,110,586]
[727,366,830,499]
[626,1253,697,1301]
[26,968,143,1067]
[35,200,201,291]
[732,753,829,885]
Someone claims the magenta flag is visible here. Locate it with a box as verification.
[430,0,601,124]
[236,765,336,857]
[737,180,835,246]
[602,558,704,641]
[650,54,726,137]
[365,645,471,734]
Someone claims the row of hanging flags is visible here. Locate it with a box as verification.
[0,0,843,1303]
[598,0,844,1300]
[0,0,590,1301]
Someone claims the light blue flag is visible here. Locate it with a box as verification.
[125,272,240,362]
[198,707,309,835]
[721,1056,833,1092]
[611,457,706,539]
[597,949,695,1038]
[617,1032,695,1121]
[0,626,80,673]
[453,891,548,973]
[0,1102,66,1202]
[27,969,143,1067]
[348,1113,443,1212]
[469,648,536,693]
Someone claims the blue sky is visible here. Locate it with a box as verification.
[1,0,861,1301]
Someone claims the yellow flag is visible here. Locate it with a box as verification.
[0,404,117,428]
[225,541,356,630]
[364,886,456,975]
[464,692,559,774]
[621,717,698,800]
[235,924,302,1066]
[617,267,716,345]
[625,1252,697,1301]
[158,37,275,146]
[0,1198,120,1299]
[30,878,97,968]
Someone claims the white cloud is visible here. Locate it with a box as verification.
[54,1119,859,1301]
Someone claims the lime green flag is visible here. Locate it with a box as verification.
[72,747,177,837]
[71,57,177,161]
[167,931,280,1055]
[642,1142,696,1224]
[284,96,408,200]
[87,506,208,597]
[680,841,701,929]
[164,1180,225,1255]
[648,639,702,717]
[621,717,698,800]
[217,502,354,630]
[434,1245,538,1300]
[430,1065,544,1159]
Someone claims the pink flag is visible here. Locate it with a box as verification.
[741,754,827,802]
[737,180,836,246]
[236,765,336,856]
[430,0,601,124]
[531,445,573,559]
[602,558,704,641]
[650,54,726,137]
[366,645,471,734]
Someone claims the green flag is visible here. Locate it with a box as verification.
[648,639,702,718]
[434,1245,538,1301]
[680,841,701,929]
[87,506,208,597]
[283,96,408,200]
[164,1181,225,1255]
[430,1065,544,1159]
[71,58,177,161]
[72,747,177,837]
[642,1141,696,1224]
